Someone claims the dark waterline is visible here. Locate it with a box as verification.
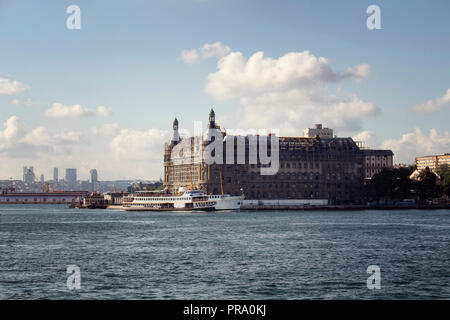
[0,205,449,299]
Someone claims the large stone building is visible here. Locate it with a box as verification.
[164,110,370,204]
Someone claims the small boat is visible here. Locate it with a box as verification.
[71,193,108,209]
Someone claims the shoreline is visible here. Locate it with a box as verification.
[1,203,449,211]
[241,204,450,211]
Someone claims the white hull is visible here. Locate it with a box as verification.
[208,195,244,210]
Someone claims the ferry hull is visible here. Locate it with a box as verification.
[122,206,215,212]
[213,195,244,211]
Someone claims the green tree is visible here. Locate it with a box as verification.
[438,164,450,198]
[437,164,450,178]
[367,167,414,202]
[416,167,442,201]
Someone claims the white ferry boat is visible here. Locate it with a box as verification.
[122,188,244,212]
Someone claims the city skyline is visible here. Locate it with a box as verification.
[1,0,450,180]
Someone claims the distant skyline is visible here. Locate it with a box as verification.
[1,0,450,180]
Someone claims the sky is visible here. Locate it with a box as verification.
[1,0,450,180]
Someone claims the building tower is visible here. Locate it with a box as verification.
[171,117,179,145]
[204,108,219,144]
[209,108,216,129]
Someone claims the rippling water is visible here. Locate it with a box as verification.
[0,205,449,299]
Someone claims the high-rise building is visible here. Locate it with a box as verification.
[40,174,44,183]
[90,169,98,192]
[90,169,98,183]
[23,166,34,184]
[53,168,58,182]
[65,168,77,182]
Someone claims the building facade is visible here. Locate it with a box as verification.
[164,110,368,204]
[415,154,450,172]
[362,149,394,179]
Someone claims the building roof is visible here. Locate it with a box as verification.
[362,149,394,156]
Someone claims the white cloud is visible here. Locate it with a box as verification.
[0,117,52,159]
[45,103,112,118]
[344,64,371,82]
[206,51,370,100]
[108,128,170,179]
[199,42,231,59]
[412,88,450,113]
[0,77,28,95]
[180,42,231,64]
[97,105,112,117]
[91,123,120,137]
[355,128,450,164]
[0,116,24,142]
[205,50,376,134]
[22,126,52,146]
[11,98,39,106]
[180,49,200,64]
[0,115,169,180]
[45,103,95,118]
[20,127,84,156]
[352,130,380,149]
[109,128,169,161]
[380,128,450,164]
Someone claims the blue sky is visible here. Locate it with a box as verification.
[1,0,450,180]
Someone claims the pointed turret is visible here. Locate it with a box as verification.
[209,108,216,129]
[171,117,179,144]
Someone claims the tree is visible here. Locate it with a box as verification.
[416,167,442,202]
[438,164,450,198]
[437,164,450,178]
[367,167,414,202]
